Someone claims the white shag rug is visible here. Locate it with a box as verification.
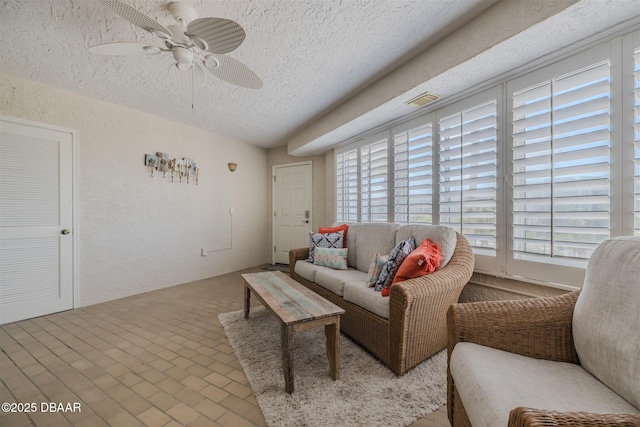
[218,307,446,427]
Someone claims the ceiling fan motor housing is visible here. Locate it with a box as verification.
[169,2,198,25]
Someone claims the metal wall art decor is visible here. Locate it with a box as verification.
[144,152,200,185]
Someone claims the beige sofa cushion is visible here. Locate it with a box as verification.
[450,342,639,427]
[352,223,400,273]
[294,259,321,283]
[573,236,640,409]
[314,268,368,297]
[343,281,390,319]
[396,224,456,269]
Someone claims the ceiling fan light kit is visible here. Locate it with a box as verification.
[190,36,208,52]
[204,56,219,69]
[151,29,172,40]
[143,46,161,54]
[89,0,262,94]
[173,47,194,70]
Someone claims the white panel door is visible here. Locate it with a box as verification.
[0,117,75,324]
[273,163,312,264]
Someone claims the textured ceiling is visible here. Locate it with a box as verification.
[291,0,640,155]
[0,0,496,149]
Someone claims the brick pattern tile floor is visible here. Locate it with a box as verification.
[0,267,450,427]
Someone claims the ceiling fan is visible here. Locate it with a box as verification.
[89,0,262,93]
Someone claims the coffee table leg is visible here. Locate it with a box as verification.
[244,284,250,319]
[281,325,294,393]
[325,317,340,381]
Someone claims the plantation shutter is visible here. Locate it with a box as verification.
[336,149,358,222]
[634,47,640,235]
[393,122,433,224]
[439,100,497,256]
[360,139,388,222]
[511,61,611,264]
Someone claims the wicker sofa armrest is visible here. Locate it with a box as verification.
[388,232,475,373]
[447,290,581,364]
[289,247,310,271]
[508,407,640,426]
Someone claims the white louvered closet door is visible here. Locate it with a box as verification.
[0,117,74,324]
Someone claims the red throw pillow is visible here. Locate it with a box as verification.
[392,238,442,284]
[318,224,348,247]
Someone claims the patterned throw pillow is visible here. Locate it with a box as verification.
[318,224,349,247]
[307,230,344,263]
[313,247,348,270]
[366,252,390,287]
[374,238,416,296]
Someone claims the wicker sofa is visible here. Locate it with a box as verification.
[447,236,640,427]
[289,222,474,375]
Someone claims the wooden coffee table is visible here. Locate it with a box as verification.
[241,270,345,394]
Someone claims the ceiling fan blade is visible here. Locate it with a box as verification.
[203,54,262,89]
[98,0,172,39]
[89,42,162,56]
[187,18,245,54]
[168,63,205,94]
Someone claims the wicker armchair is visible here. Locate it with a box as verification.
[447,237,640,427]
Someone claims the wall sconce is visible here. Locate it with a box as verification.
[228,162,237,172]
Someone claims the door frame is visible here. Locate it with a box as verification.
[271,161,312,265]
[1,115,80,310]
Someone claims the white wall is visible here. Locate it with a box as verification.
[0,72,269,306]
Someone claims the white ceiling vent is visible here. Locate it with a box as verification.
[405,92,439,107]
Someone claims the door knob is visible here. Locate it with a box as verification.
[302,220,309,223]
[61,229,70,235]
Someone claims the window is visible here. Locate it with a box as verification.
[336,149,358,222]
[438,96,498,257]
[510,60,611,266]
[335,29,639,288]
[360,138,389,222]
[336,134,389,223]
[393,119,433,224]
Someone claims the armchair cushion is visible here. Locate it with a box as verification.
[450,342,639,427]
[573,236,640,409]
